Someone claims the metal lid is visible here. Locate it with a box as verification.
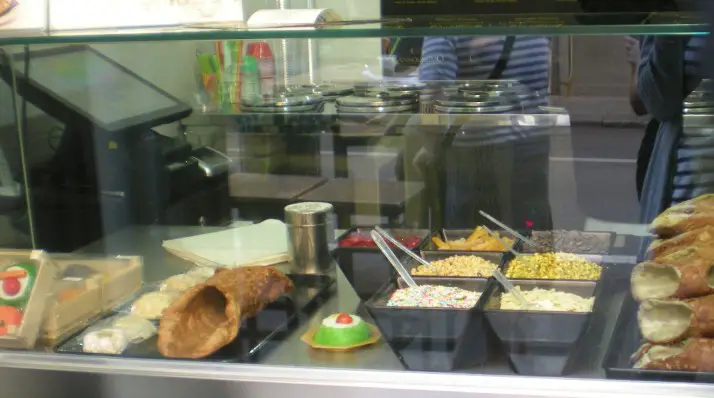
[241,103,322,113]
[435,95,503,108]
[242,93,323,107]
[434,103,516,114]
[364,89,420,100]
[456,89,494,101]
[285,202,333,226]
[301,84,354,97]
[336,95,416,107]
[381,82,427,92]
[337,104,414,113]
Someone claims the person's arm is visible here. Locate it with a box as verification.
[418,37,458,81]
[637,36,685,122]
[625,36,647,116]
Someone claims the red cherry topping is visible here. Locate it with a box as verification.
[335,313,353,324]
[3,278,20,296]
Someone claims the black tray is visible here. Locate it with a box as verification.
[522,230,614,255]
[501,253,606,282]
[365,276,493,371]
[603,293,714,383]
[55,273,335,362]
[426,229,522,253]
[407,251,504,278]
[484,279,601,376]
[334,227,430,301]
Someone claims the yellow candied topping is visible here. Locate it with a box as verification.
[505,252,602,280]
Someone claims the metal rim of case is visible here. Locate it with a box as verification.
[0,351,709,398]
[336,95,417,107]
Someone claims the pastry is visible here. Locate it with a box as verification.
[0,0,16,17]
[82,328,129,354]
[633,338,714,371]
[113,315,156,343]
[651,212,714,238]
[0,263,36,309]
[160,274,201,293]
[648,226,714,260]
[638,295,714,344]
[157,266,293,359]
[131,292,176,320]
[185,267,216,281]
[631,258,714,302]
[658,194,714,218]
[312,313,372,347]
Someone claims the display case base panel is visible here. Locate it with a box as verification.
[604,293,714,383]
[55,274,334,362]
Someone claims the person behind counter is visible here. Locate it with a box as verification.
[415,36,552,229]
[637,35,707,244]
[625,36,659,202]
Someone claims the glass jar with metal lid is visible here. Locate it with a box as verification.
[296,83,354,101]
[434,94,517,114]
[241,93,324,113]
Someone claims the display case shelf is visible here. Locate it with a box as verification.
[0,12,706,46]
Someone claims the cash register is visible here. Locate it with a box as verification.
[0,45,231,251]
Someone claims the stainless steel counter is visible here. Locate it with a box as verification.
[0,226,712,398]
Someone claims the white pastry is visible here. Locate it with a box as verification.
[131,292,176,319]
[185,267,216,281]
[82,328,129,354]
[112,315,157,343]
[160,274,201,293]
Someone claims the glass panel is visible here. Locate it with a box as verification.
[0,0,706,45]
[0,46,33,249]
[0,30,712,395]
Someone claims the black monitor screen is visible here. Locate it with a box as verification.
[11,46,191,131]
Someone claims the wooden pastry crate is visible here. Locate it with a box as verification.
[0,250,57,349]
[38,255,143,345]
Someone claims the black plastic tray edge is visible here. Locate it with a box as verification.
[53,273,335,362]
[602,293,714,382]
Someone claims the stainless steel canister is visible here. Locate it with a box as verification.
[284,202,334,274]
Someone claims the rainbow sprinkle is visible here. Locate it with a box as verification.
[386,285,481,308]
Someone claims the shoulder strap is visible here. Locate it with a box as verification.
[488,36,516,80]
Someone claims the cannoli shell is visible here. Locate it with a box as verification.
[648,226,714,260]
[639,295,714,344]
[631,259,714,302]
[650,212,714,238]
[633,339,714,372]
[661,194,714,216]
[157,266,294,358]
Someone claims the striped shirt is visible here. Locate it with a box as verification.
[418,36,551,146]
[671,36,708,204]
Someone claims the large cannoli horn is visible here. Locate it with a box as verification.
[647,226,714,260]
[631,259,714,302]
[157,266,294,359]
[638,295,714,344]
[632,338,714,371]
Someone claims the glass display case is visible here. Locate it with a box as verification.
[0,1,712,397]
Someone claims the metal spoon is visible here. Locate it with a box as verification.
[371,230,418,288]
[479,210,539,249]
[374,226,434,269]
